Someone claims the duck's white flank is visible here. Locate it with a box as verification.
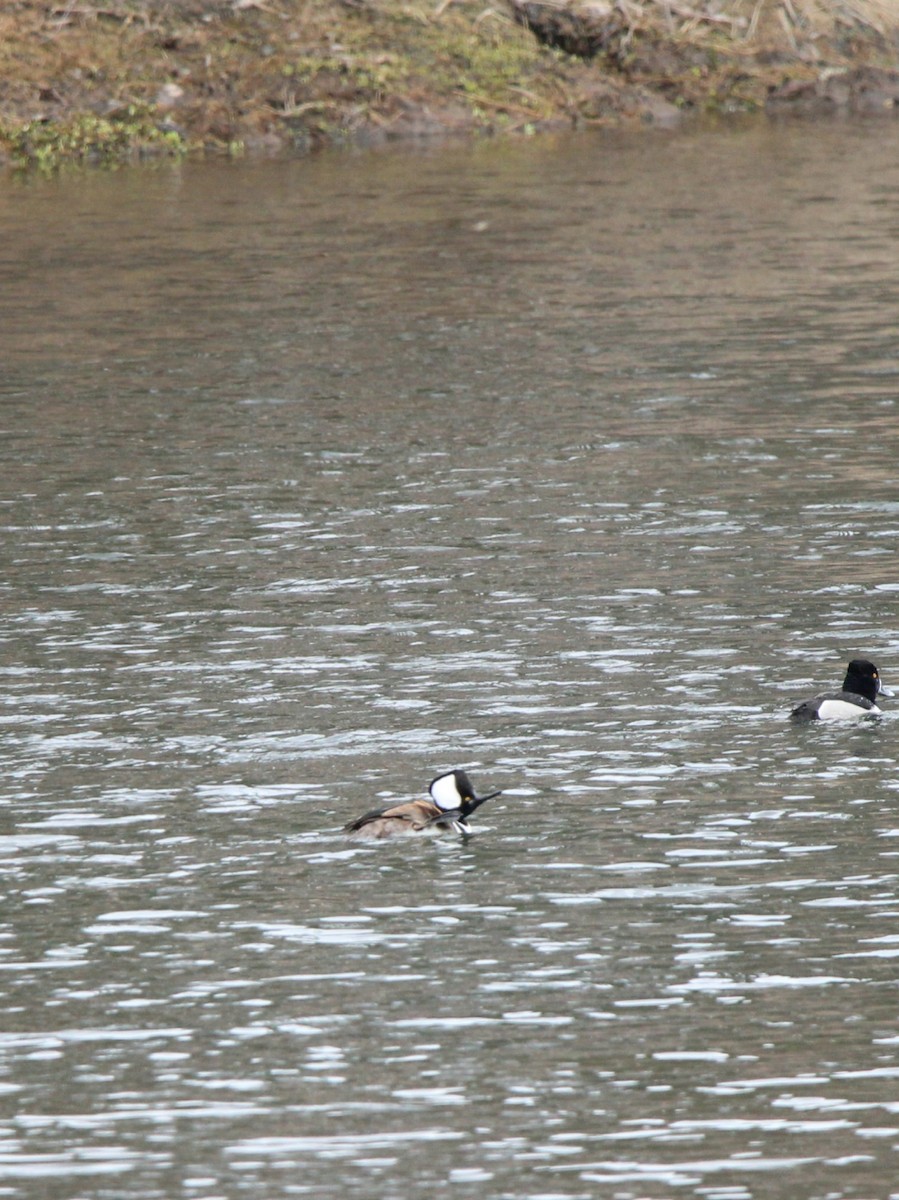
[815,697,881,721]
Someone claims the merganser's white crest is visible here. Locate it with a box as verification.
[429,771,465,811]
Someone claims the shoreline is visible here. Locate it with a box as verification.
[1,0,898,171]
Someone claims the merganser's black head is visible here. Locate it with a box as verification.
[428,769,502,821]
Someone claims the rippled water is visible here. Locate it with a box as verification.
[2,118,899,1199]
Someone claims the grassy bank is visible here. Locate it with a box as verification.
[1,0,897,170]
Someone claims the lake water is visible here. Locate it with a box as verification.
[2,117,899,1200]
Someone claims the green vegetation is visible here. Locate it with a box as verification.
[5,105,185,171]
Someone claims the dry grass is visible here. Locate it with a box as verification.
[513,0,899,48]
[527,0,899,37]
[0,0,897,168]
[0,1,565,157]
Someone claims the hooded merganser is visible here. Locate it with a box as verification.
[343,769,501,841]
[790,658,893,722]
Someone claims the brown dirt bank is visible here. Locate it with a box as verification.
[1,0,899,170]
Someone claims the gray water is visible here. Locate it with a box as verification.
[1,117,899,1200]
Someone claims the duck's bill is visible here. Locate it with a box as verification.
[464,789,502,816]
[879,682,895,697]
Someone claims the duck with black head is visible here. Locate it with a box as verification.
[790,658,893,722]
[343,769,502,841]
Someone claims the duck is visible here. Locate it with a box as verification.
[790,658,893,722]
[344,768,501,840]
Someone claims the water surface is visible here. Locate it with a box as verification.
[1,119,899,1199]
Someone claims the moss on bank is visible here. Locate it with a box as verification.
[0,0,898,171]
